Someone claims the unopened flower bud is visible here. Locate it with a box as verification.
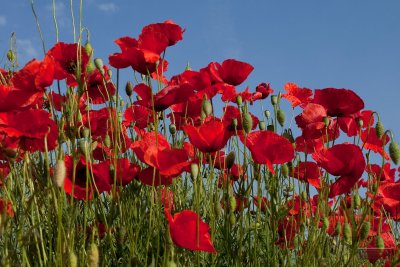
[85,42,93,56]
[6,50,15,63]
[259,121,266,130]
[356,117,363,128]
[169,124,176,135]
[166,261,177,267]
[277,110,285,127]
[82,127,90,139]
[322,217,329,231]
[375,121,384,138]
[334,222,341,236]
[125,81,133,97]
[107,69,112,79]
[343,223,352,243]
[229,196,237,212]
[214,200,222,217]
[353,194,361,209]
[236,95,243,106]
[88,243,99,267]
[264,110,270,119]
[242,113,253,134]
[225,151,235,169]
[359,221,370,241]
[323,116,330,127]
[376,235,384,249]
[104,134,111,148]
[202,99,212,116]
[301,191,307,201]
[69,251,78,267]
[79,140,89,155]
[94,58,104,74]
[271,95,278,105]
[281,164,289,177]
[53,159,66,188]
[229,212,236,226]
[389,141,400,165]
[190,163,199,180]
[232,118,238,130]
[267,124,275,132]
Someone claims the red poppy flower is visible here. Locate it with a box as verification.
[361,128,390,160]
[313,143,365,198]
[205,59,254,86]
[165,209,216,253]
[252,82,274,101]
[373,182,400,220]
[131,131,170,163]
[241,130,294,172]
[361,232,397,263]
[338,110,374,137]
[0,109,58,152]
[112,158,141,186]
[0,84,44,112]
[281,82,312,108]
[63,156,112,200]
[290,161,323,189]
[366,163,395,183]
[123,105,154,129]
[85,66,116,104]
[295,103,327,139]
[141,20,184,46]
[46,42,89,86]
[294,136,324,154]
[134,83,195,112]
[12,57,54,92]
[313,88,364,117]
[138,167,173,186]
[183,119,232,153]
[158,187,175,212]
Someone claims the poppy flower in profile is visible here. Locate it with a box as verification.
[183,119,232,153]
[47,42,89,86]
[165,209,216,253]
[281,82,312,108]
[252,82,274,100]
[360,127,390,160]
[241,130,295,173]
[141,20,184,46]
[338,110,374,137]
[374,182,400,221]
[206,59,254,86]
[313,88,364,117]
[313,143,365,198]
[290,161,323,189]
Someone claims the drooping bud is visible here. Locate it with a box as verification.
[264,110,270,119]
[53,159,66,188]
[94,58,104,74]
[125,81,133,97]
[242,113,253,134]
[277,110,285,127]
[375,121,384,139]
[236,95,243,106]
[343,223,352,244]
[202,99,212,117]
[389,141,400,165]
[359,221,370,241]
[85,42,93,56]
[225,151,235,169]
[6,50,15,63]
[169,124,177,135]
[88,243,99,267]
[190,163,199,180]
[259,121,266,130]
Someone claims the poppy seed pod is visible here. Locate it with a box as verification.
[375,121,384,138]
[277,109,285,127]
[88,243,99,267]
[389,141,400,165]
[53,159,66,188]
[359,221,370,241]
[242,113,253,134]
[225,151,235,169]
[125,81,133,97]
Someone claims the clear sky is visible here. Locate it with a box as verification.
[1,1,399,138]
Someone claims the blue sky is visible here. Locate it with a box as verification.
[1,1,399,139]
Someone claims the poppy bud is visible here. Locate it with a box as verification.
[271,95,278,105]
[3,148,17,160]
[190,163,199,180]
[376,235,384,249]
[79,140,89,156]
[53,159,66,188]
[229,196,237,212]
[125,81,133,97]
[236,95,243,106]
[229,212,236,226]
[185,62,191,71]
[353,194,361,209]
[334,222,342,236]
[94,58,104,74]
[301,191,307,201]
[259,121,266,130]
[214,200,222,217]
[277,110,285,127]
[82,127,90,139]
[356,117,363,128]
[264,110,270,119]
[166,261,177,267]
[107,69,112,79]
[232,118,238,130]
[85,42,93,56]
[322,217,329,231]
[359,221,370,241]
[281,164,289,177]
[69,251,78,267]
[202,99,212,117]
[389,141,400,165]
[7,50,15,63]
[88,243,99,267]
[225,151,235,169]
[343,223,352,243]
[375,121,384,139]
[86,61,95,74]
[104,134,111,148]
[323,116,330,127]
[169,124,176,135]
[242,113,253,134]
[282,129,295,144]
